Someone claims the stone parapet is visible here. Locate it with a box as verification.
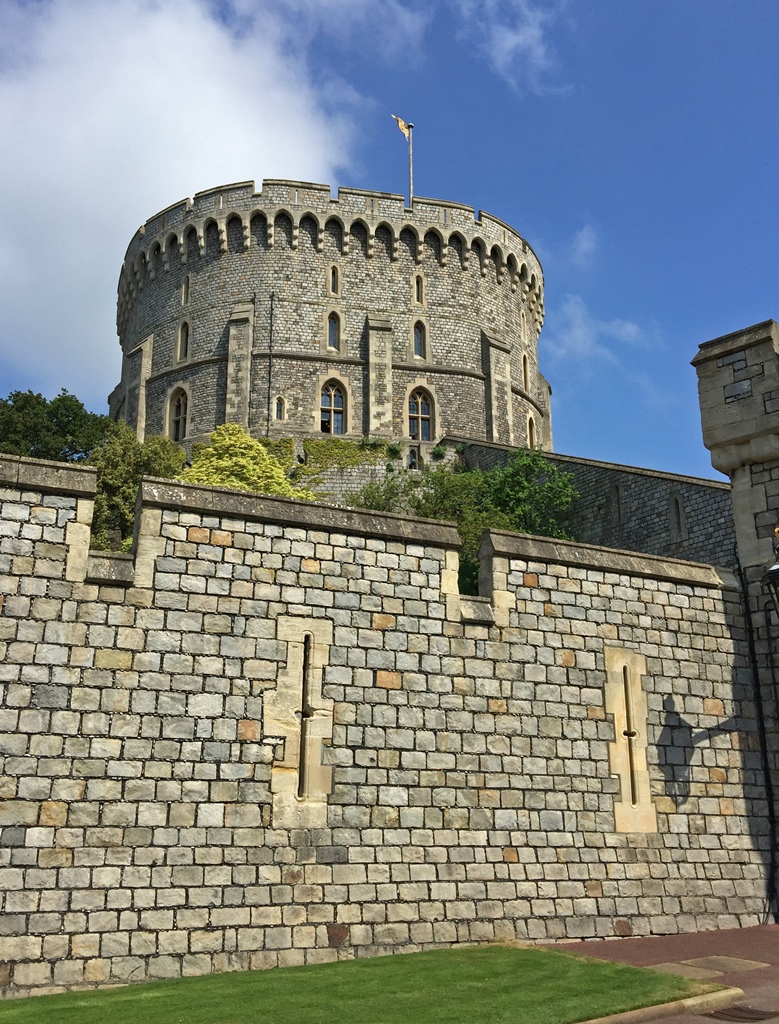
[0,457,768,996]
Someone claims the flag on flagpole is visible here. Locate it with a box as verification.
[392,114,411,139]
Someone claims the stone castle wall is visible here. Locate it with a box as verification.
[110,180,552,457]
[0,454,770,996]
[452,438,736,568]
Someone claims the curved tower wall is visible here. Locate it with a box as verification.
[111,179,551,454]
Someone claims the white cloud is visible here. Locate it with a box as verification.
[0,0,363,409]
[541,294,650,364]
[450,0,570,94]
[569,224,598,269]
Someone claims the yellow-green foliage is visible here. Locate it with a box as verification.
[256,436,295,472]
[298,437,387,479]
[182,424,315,500]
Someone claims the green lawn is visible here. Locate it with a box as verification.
[0,945,719,1024]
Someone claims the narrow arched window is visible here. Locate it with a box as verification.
[275,396,285,421]
[328,313,340,350]
[408,447,420,470]
[178,322,189,361]
[528,416,536,449]
[181,275,190,305]
[170,389,188,442]
[330,265,339,295]
[409,389,432,442]
[413,321,426,358]
[522,354,529,392]
[320,382,345,435]
[415,275,424,304]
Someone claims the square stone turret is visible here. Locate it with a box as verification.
[693,319,779,572]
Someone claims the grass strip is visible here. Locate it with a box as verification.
[0,944,720,1024]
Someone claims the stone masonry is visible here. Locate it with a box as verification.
[0,453,770,996]
[109,179,552,461]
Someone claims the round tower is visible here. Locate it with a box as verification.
[110,179,552,460]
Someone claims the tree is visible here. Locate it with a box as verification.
[88,422,187,550]
[348,449,576,593]
[181,423,315,501]
[0,390,110,461]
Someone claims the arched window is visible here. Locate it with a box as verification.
[408,447,420,470]
[522,354,529,392]
[181,275,190,305]
[413,321,426,358]
[409,388,432,442]
[415,275,424,304]
[170,389,188,442]
[330,265,339,295]
[178,322,189,361]
[320,382,345,435]
[528,416,536,449]
[327,312,340,350]
[275,396,285,421]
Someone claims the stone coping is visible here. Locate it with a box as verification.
[481,530,737,589]
[692,319,778,366]
[0,454,97,497]
[138,478,462,549]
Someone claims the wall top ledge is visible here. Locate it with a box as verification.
[692,319,779,367]
[138,478,461,549]
[0,455,97,497]
[481,530,736,589]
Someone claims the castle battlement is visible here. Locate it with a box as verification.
[112,178,550,457]
[120,179,542,326]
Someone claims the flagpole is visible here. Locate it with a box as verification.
[392,115,415,207]
[408,123,414,207]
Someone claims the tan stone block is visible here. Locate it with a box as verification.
[585,880,603,898]
[237,719,260,741]
[372,613,396,630]
[38,849,72,868]
[587,706,605,720]
[301,558,321,573]
[376,670,401,689]
[188,527,210,543]
[502,847,518,863]
[95,649,133,670]
[709,767,727,783]
[210,530,233,547]
[488,699,507,713]
[0,776,17,799]
[560,650,576,667]
[721,798,735,815]
[84,958,110,983]
[39,801,67,827]
[72,935,101,958]
[524,573,539,587]
[704,698,725,716]
[654,796,676,813]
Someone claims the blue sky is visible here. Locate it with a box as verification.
[1,0,776,480]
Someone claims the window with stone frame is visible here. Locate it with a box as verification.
[170,388,188,442]
[320,381,345,435]
[178,321,189,361]
[327,312,340,350]
[409,388,432,442]
[413,321,426,359]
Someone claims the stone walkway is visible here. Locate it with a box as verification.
[552,925,779,1022]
